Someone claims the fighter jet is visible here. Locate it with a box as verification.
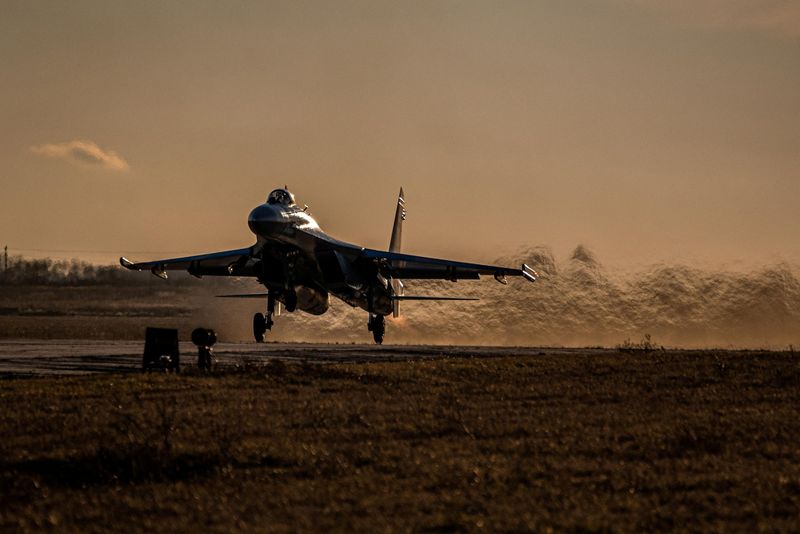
[120,188,537,343]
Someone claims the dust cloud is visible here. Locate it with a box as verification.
[196,245,800,349]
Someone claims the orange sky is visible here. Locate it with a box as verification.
[2,1,799,267]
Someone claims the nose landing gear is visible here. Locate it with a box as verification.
[368,314,385,345]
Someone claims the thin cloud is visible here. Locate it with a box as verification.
[31,140,130,172]
[630,0,800,40]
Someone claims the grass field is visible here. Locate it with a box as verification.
[2,349,799,532]
[0,285,202,340]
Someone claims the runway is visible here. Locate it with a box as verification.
[0,339,594,376]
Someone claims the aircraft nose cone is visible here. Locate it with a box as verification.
[248,204,287,236]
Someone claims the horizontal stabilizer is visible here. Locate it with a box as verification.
[216,293,269,298]
[391,295,479,301]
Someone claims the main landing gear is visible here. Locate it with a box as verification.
[368,314,385,345]
[253,293,277,343]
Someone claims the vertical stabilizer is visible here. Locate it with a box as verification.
[389,188,405,317]
[389,187,405,253]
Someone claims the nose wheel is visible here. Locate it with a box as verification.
[253,292,277,343]
[368,314,385,345]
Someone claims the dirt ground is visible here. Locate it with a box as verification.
[1,347,798,532]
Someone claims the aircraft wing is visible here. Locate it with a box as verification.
[120,247,255,279]
[360,248,537,284]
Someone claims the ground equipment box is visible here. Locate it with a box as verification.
[143,327,180,372]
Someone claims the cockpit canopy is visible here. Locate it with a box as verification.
[267,188,296,206]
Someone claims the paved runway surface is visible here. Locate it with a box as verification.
[0,339,597,376]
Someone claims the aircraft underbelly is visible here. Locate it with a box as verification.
[327,287,392,316]
[259,227,394,317]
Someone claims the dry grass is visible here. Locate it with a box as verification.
[0,286,202,339]
[1,350,799,532]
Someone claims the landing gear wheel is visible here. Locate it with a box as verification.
[253,312,266,343]
[284,291,297,313]
[371,315,385,345]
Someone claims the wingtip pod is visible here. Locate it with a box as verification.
[521,263,538,283]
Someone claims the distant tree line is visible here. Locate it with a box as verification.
[0,256,206,287]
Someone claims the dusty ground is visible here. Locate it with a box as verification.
[1,345,799,532]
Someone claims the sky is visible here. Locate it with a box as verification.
[1,0,799,267]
